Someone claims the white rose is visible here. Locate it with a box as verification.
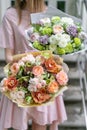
[55,33,62,41]
[62,34,71,42]
[58,39,68,48]
[29,78,39,85]
[28,84,37,92]
[49,35,58,44]
[61,17,74,25]
[16,91,25,99]
[10,91,17,100]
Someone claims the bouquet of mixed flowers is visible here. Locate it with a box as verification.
[0,51,68,107]
[25,16,87,55]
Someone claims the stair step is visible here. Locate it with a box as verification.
[64,86,87,101]
[0,61,6,81]
[0,49,5,60]
[68,68,84,79]
[63,55,79,62]
[68,79,80,86]
[59,103,85,127]
[65,62,77,68]
[0,66,5,80]
[58,127,85,130]
[60,113,85,127]
[0,60,6,65]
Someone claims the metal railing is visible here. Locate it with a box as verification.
[83,0,87,10]
[77,52,87,130]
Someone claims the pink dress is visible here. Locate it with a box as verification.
[0,8,67,130]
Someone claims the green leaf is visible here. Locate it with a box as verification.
[32,24,41,32]
[16,66,24,78]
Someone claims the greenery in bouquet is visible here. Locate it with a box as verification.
[26,16,87,55]
[0,51,68,106]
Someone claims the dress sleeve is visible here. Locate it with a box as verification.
[0,13,14,49]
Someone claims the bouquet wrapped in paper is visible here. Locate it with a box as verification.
[0,51,68,107]
[25,7,87,55]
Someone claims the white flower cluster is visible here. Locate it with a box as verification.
[10,91,25,103]
[49,33,70,50]
[28,77,46,92]
[61,17,74,25]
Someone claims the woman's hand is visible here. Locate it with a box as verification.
[5,48,14,63]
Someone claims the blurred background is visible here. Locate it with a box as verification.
[0,0,87,130]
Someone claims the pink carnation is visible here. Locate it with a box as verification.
[56,70,68,86]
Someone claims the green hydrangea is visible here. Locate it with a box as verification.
[74,37,81,47]
[51,16,60,24]
[56,47,66,55]
[40,27,53,36]
[33,41,45,50]
[65,43,74,53]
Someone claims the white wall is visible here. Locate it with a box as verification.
[0,0,10,60]
[0,0,10,23]
[82,3,87,32]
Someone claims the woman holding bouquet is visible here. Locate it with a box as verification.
[0,0,67,130]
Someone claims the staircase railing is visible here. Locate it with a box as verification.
[83,0,87,10]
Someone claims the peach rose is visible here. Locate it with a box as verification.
[10,63,20,75]
[45,58,62,74]
[32,66,44,76]
[47,80,59,94]
[56,70,68,86]
[31,89,51,104]
[6,77,18,90]
[53,25,64,34]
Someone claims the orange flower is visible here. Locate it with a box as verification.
[45,58,62,74]
[32,66,44,76]
[47,80,59,94]
[6,77,18,90]
[10,63,20,75]
[31,89,51,104]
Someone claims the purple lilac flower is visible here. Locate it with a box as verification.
[66,25,78,37]
[39,35,49,45]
